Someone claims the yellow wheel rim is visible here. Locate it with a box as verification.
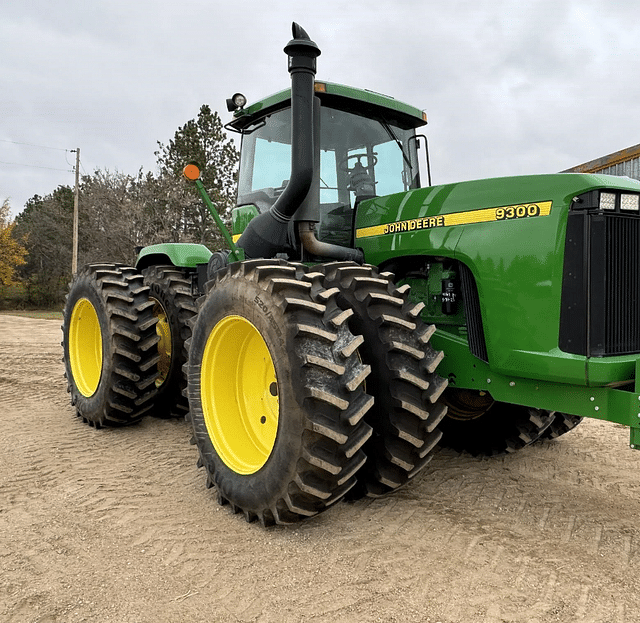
[201,315,279,475]
[69,298,103,397]
[151,299,171,388]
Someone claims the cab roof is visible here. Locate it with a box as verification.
[227,81,428,132]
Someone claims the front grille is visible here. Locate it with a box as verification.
[602,216,640,353]
[560,193,640,356]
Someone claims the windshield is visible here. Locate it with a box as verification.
[236,102,420,244]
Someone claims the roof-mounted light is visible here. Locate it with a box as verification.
[226,93,247,112]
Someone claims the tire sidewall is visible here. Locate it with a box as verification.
[189,275,306,512]
[63,270,113,423]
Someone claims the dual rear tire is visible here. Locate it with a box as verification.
[62,264,159,427]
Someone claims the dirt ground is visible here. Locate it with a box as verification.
[2,314,640,623]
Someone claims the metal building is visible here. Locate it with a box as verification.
[564,144,640,180]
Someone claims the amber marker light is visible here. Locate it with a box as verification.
[183,163,200,181]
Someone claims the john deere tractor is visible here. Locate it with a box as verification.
[63,24,640,526]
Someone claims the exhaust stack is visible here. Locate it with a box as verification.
[237,23,320,259]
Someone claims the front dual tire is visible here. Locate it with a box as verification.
[142,265,197,419]
[438,388,555,456]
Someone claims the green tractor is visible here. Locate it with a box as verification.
[63,24,640,526]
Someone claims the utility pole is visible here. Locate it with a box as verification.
[72,148,80,274]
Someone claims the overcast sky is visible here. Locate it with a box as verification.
[3,0,640,217]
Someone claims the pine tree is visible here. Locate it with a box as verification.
[155,105,239,248]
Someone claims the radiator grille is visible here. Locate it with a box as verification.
[560,203,640,356]
[602,216,640,354]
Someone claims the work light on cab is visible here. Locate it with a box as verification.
[226,93,247,112]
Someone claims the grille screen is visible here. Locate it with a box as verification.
[560,208,640,356]
[603,216,640,354]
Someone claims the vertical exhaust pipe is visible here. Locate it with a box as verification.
[237,23,321,259]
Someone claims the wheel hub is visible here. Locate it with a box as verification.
[68,298,103,397]
[151,300,171,388]
[200,315,279,475]
[442,388,494,421]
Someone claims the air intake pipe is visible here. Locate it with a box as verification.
[237,23,320,259]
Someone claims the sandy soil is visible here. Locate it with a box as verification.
[2,314,640,623]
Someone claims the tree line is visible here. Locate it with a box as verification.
[0,105,239,308]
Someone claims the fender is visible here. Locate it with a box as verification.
[136,243,212,271]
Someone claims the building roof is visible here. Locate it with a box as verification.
[564,144,640,174]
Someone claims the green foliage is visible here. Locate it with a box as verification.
[155,105,239,248]
[13,188,74,307]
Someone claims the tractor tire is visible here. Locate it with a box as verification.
[316,262,448,498]
[438,388,555,457]
[143,265,197,418]
[186,259,374,526]
[537,412,583,441]
[62,263,159,427]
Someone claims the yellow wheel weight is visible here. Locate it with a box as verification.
[69,298,103,397]
[201,315,279,475]
[151,300,171,388]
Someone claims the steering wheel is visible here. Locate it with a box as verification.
[339,152,378,173]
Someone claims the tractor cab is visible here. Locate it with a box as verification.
[227,82,428,251]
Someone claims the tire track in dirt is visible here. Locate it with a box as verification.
[317,431,640,621]
[2,314,640,623]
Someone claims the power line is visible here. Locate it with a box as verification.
[0,140,77,173]
[0,160,73,172]
[0,139,70,152]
